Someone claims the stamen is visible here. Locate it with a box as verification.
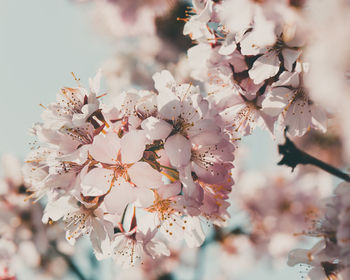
[71,72,81,87]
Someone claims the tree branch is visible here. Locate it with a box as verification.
[278,133,350,182]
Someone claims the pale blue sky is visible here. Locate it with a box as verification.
[0,0,113,158]
[0,1,304,279]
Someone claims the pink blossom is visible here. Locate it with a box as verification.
[262,70,327,136]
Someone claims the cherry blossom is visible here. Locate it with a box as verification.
[262,70,327,136]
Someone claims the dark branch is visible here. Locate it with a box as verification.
[278,133,350,182]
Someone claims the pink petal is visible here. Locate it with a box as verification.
[157,182,181,199]
[141,117,172,140]
[121,130,148,164]
[89,133,121,164]
[249,51,280,84]
[81,168,114,196]
[164,134,191,168]
[179,165,204,202]
[103,178,137,215]
[133,186,155,208]
[128,162,164,189]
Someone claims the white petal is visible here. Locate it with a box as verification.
[285,100,312,137]
[152,70,176,94]
[141,117,172,140]
[133,187,155,208]
[219,33,237,55]
[157,182,181,199]
[179,165,203,201]
[282,48,301,72]
[145,239,170,258]
[262,87,293,116]
[42,195,76,223]
[272,71,300,88]
[90,217,114,260]
[249,51,281,84]
[311,105,327,133]
[307,268,327,280]
[89,68,102,95]
[184,216,205,248]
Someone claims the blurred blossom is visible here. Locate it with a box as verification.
[76,0,178,38]
[102,36,190,97]
[218,234,255,278]
[288,182,350,279]
[234,167,332,261]
[305,0,350,160]
[0,154,74,279]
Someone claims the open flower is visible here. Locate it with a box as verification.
[262,70,327,136]
[113,207,170,268]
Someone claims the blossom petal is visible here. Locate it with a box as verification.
[89,133,121,164]
[249,51,280,84]
[141,117,172,140]
[81,168,114,196]
[164,134,191,168]
[121,130,147,164]
[282,48,301,72]
[262,87,292,116]
[104,179,137,215]
[128,162,164,189]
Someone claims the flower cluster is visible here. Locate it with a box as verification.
[288,182,350,280]
[23,70,235,267]
[183,0,327,137]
